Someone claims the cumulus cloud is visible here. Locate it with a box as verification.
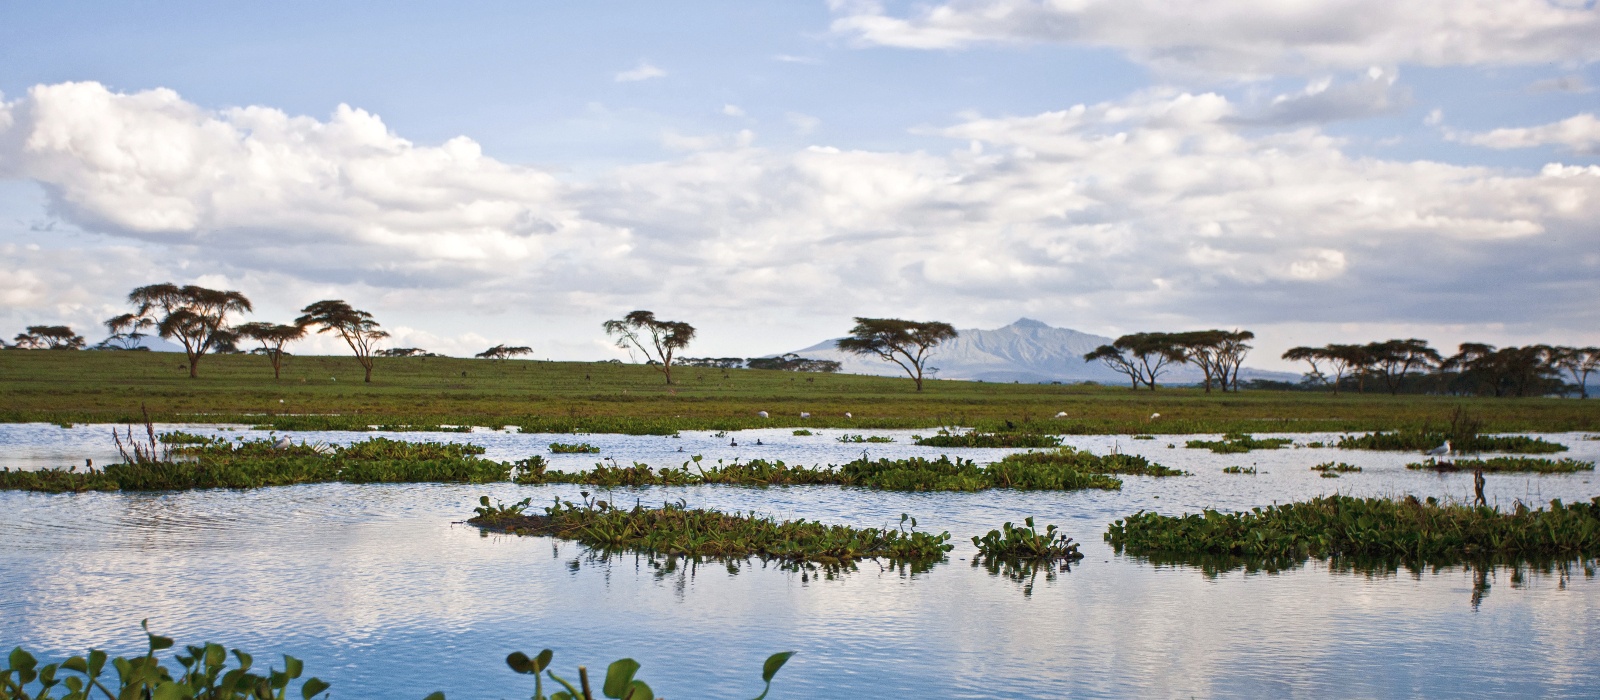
[1228,69,1410,126]
[828,0,1600,76]
[0,81,623,290]
[1452,113,1600,154]
[614,62,667,82]
[1,81,1598,349]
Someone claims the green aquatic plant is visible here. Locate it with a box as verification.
[972,517,1083,560]
[1184,433,1292,454]
[549,442,601,454]
[1131,434,1155,440]
[1336,431,1566,454]
[0,620,329,700]
[993,448,1185,477]
[912,432,1062,448]
[791,429,813,436]
[471,498,954,566]
[1406,457,1595,473]
[1221,466,1256,474]
[1311,462,1362,473]
[157,430,226,446]
[1106,495,1600,563]
[835,434,894,443]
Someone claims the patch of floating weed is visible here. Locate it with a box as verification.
[1185,433,1293,453]
[912,431,1062,448]
[791,429,813,436]
[470,495,954,567]
[1106,495,1600,564]
[1312,462,1362,473]
[1406,457,1594,473]
[1222,466,1256,474]
[836,434,894,443]
[548,442,601,454]
[1337,431,1567,454]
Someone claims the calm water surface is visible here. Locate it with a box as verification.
[2,424,1597,698]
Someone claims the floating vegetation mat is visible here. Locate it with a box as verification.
[0,437,512,492]
[517,448,1180,492]
[1336,431,1567,454]
[912,432,1062,448]
[1221,466,1256,475]
[1406,457,1595,474]
[1184,433,1293,453]
[1311,462,1362,473]
[469,496,953,567]
[1106,495,1600,565]
[547,441,601,453]
[836,434,894,443]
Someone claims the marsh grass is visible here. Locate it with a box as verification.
[1106,495,1600,564]
[1406,457,1595,473]
[5,352,1595,436]
[469,496,954,567]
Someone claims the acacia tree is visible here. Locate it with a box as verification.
[603,311,696,384]
[101,313,153,350]
[1172,330,1254,392]
[1365,339,1442,395]
[476,344,533,360]
[297,300,389,383]
[13,325,85,349]
[836,317,957,391]
[1084,344,1143,389]
[1549,346,1600,398]
[123,284,253,377]
[1445,343,1559,397]
[236,322,307,379]
[1282,343,1364,394]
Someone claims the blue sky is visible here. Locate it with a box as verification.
[1,1,1597,367]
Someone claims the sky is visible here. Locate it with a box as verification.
[0,0,1597,369]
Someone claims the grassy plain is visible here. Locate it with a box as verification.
[1,350,1597,434]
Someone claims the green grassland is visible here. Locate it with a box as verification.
[1,350,1596,434]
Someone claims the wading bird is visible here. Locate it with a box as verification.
[1425,440,1452,458]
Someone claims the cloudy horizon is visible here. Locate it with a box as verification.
[2,1,1596,370]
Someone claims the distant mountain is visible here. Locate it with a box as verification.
[784,318,1299,385]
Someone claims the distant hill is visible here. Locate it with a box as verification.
[784,318,1299,385]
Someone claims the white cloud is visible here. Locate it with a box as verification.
[1453,113,1600,154]
[2,81,1598,352]
[829,0,1600,76]
[772,54,823,65]
[614,62,667,83]
[1228,69,1409,126]
[786,112,821,135]
[721,104,746,118]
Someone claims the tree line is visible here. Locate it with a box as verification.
[1282,340,1599,398]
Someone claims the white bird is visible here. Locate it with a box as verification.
[844,412,852,418]
[1424,440,1452,457]
[273,436,293,450]
[1149,412,1161,420]
[800,412,810,418]
[1055,411,1068,418]
[757,410,769,418]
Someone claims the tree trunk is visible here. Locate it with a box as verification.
[364,364,373,383]
[188,355,199,378]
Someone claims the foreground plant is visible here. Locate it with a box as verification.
[1,620,328,700]
[429,647,793,700]
[1106,495,1600,563]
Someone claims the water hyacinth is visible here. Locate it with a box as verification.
[1185,433,1293,454]
[1405,457,1595,473]
[470,496,954,567]
[1106,495,1600,563]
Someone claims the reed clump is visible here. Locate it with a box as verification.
[470,496,954,566]
[1406,457,1594,473]
[1106,495,1600,563]
[1185,433,1292,453]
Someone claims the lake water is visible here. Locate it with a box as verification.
[2,424,1597,698]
